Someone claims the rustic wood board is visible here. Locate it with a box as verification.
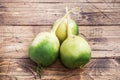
[0,2,120,26]
[0,0,120,80]
[0,26,120,58]
[0,25,120,79]
[0,58,120,80]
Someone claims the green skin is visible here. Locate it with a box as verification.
[60,36,91,69]
[53,18,79,43]
[29,32,60,67]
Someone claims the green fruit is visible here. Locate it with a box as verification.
[53,18,79,43]
[60,36,91,68]
[29,32,60,66]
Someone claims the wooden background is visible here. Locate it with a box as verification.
[0,0,120,80]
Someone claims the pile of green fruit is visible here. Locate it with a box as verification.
[29,7,91,77]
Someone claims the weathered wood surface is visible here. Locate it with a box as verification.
[0,0,120,80]
[0,25,120,80]
[0,3,120,25]
[0,26,120,59]
[0,58,120,80]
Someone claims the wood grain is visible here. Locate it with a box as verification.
[0,58,119,80]
[0,3,120,25]
[0,26,120,58]
[0,0,120,80]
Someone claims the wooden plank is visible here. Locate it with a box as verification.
[0,3,120,25]
[0,12,119,26]
[0,76,36,80]
[0,58,119,80]
[0,75,119,80]
[0,3,119,9]
[0,45,119,59]
[0,0,120,3]
[0,26,120,58]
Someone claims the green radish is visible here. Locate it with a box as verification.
[29,22,61,77]
[60,8,91,69]
[29,32,59,66]
[29,33,59,78]
[29,8,77,77]
[52,12,79,43]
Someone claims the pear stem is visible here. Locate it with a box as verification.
[51,7,80,34]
